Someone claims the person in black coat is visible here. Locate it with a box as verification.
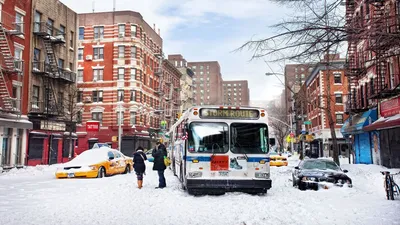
[152,141,167,188]
[133,146,147,189]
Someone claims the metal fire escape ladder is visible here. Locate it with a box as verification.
[0,25,18,112]
[42,36,61,115]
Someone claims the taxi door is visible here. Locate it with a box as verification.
[107,151,119,175]
[113,151,126,173]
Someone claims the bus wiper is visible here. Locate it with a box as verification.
[212,143,221,157]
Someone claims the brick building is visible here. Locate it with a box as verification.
[0,0,32,168]
[167,54,194,112]
[27,0,78,166]
[76,11,166,156]
[342,0,400,167]
[305,55,350,158]
[222,80,250,106]
[188,61,223,105]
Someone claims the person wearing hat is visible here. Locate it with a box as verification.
[133,146,147,189]
[152,141,167,188]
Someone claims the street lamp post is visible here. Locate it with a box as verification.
[118,103,122,151]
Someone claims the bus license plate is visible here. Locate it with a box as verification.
[67,173,75,178]
[219,171,229,177]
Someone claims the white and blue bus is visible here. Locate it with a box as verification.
[168,106,271,195]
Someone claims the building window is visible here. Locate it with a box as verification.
[58,92,64,109]
[130,112,136,125]
[118,90,124,102]
[93,69,103,81]
[118,68,125,80]
[335,93,343,104]
[92,90,103,102]
[33,11,41,32]
[93,47,104,60]
[69,62,73,71]
[77,70,83,82]
[15,12,23,33]
[78,48,84,60]
[130,90,135,101]
[336,114,344,124]
[92,112,103,125]
[32,86,40,107]
[47,18,54,35]
[130,68,136,80]
[94,26,104,39]
[78,27,84,40]
[131,46,137,58]
[77,111,82,124]
[58,58,64,69]
[118,24,125,37]
[33,48,40,68]
[131,25,137,37]
[334,73,342,84]
[118,46,125,58]
[77,91,83,103]
[2,128,13,165]
[116,112,124,125]
[59,25,65,35]
[70,31,74,47]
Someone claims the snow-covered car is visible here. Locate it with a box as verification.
[55,147,133,179]
[292,159,353,190]
[270,151,288,167]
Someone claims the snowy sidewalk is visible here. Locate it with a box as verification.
[0,161,399,225]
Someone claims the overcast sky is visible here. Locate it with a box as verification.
[60,0,293,102]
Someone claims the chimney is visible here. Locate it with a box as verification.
[158,28,160,35]
[153,23,156,30]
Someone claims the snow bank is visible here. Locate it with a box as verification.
[0,164,59,178]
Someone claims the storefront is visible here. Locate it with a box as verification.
[364,96,400,168]
[341,108,378,164]
[0,116,32,168]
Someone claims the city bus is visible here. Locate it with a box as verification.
[168,106,271,195]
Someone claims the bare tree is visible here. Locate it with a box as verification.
[268,104,291,152]
[60,84,84,160]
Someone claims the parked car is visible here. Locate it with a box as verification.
[55,147,133,179]
[292,159,353,190]
[270,151,288,167]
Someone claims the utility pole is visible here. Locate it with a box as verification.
[118,103,122,151]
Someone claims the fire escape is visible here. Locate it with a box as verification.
[30,21,72,117]
[154,50,166,130]
[368,0,400,100]
[0,12,24,114]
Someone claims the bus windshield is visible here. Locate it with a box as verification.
[188,122,229,153]
[231,123,269,154]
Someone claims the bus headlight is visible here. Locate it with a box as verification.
[255,172,270,179]
[188,171,202,178]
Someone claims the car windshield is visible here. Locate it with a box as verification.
[188,122,229,153]
[231,123,268,154]
[301,160,340,171]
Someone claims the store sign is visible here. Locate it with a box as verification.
[40,121,66,131]
[380,96,400,117]
[200,108,260,119]
[86,121,100,132]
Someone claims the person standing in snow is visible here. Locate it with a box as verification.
[152,141,167,189]
[133,146,147,189]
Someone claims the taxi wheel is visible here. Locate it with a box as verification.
[97,167,106,178]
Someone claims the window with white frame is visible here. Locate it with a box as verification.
[92,112,103,125]
[94,26,104,39]
[118,46,125,58]
[130,112,136,125]
[130,90,135,101]
[78,48,84,60]
[93,69,103,81]
[32,86,39,107]
[118,68,125,80]
[92,90,103,102]
[130,68,136,80]
[336,114,344,124]
[118,24,125,37]
[93,47,104,60]
[117,90,124,102]
[334,73,342,84]
[335,93,343,104]
[131,25,137,37]
[131,46,137,58]
[77,70,83,82]
[15,12,23,33]
[116,112,124,125]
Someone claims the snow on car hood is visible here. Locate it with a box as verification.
[300,169,345,177]
[63,147,110,167]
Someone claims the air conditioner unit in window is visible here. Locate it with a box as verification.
[84,96,92,103]
[86,55,93,61]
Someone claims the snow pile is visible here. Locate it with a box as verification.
[0,164,59,177]
[63,148,108,167]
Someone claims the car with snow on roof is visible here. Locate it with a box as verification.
[55,147,133,179]
[292,158,353,190]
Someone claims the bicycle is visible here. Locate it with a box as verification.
[381,171,400,200]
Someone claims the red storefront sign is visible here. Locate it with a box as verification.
[86,121,100,132]
[380,96,400,117]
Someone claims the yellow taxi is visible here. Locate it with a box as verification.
[55,147,133,179]
[270,152,288,167]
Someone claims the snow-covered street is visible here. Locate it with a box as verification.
[0,158,399,225]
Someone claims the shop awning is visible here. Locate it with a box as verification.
[363,114,400,131]
[341,108,377,135]
[0,117,33,129]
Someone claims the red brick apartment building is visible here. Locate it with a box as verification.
[188,61,223,105]
[222,80,250,106]
[305,55,350,157]
[0,0,32,168]
[343,0,400,167]
[76,11,180,156]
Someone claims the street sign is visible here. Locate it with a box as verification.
[86,121,100,132]
[304,121,312,125]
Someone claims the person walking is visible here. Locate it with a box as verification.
[152,141,167,189]
[133,146,147,189]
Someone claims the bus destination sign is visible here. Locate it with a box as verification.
[199,108,260,119]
